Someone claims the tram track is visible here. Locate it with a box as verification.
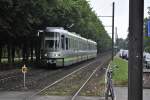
[0,53,111,100]
[1,69,67,91]
[28,58,100,98]
[0,55,99,91]
[27,53,111,100]
[71,57,110,100]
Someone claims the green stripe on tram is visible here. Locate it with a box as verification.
[64,56,77,62]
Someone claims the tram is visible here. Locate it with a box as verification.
[39,27,97,66]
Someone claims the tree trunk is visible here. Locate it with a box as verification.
[35,38,40,62]
[22,44,26,62]
[0,46,2,63]
[7,43,11,63]
[30,44,33,61]
[0,45,2,63]
[35,47,40,62]
[25,44,29,62]
[11,46,15,63]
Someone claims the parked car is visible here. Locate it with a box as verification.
[143,52,150,69]
[119,49,128,60]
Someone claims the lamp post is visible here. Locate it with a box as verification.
[98,2,115,61]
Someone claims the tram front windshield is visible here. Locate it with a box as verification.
[44,32,60,51]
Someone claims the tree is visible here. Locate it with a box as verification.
[0,0,112,64]
[144,7,150,52]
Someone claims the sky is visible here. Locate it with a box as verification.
[89,0,150,39]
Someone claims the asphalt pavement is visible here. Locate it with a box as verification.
[114,87,150,100]
[0,87,150,100]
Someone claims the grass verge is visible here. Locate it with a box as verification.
[111,57,128,86]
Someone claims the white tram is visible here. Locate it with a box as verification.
[39,27,97,66]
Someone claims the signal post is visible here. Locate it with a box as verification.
[22,64,28,89]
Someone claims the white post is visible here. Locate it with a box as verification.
[24,73,26,88]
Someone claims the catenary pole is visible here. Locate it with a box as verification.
[128,0,144,100]
[112,2,115,60]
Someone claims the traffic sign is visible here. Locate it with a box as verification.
[148,21,150,36]
[21,64,28,88]
[22,65,28,73]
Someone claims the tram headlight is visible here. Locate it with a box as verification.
[44,53,48,57]
[54,53,60,57]
[55,54,58,57]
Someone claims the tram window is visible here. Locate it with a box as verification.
[79,41,80,50]
[84,42,85,50]
[74,39,76,50]
[70,39,72,49]
[81,41,82,49]
[71,39,73,50]
[45,40,54,48]
[89,44,91,50]
[86,43,88,50]
[61,35,65,50]
[68,38,70,50]
[82,42,84,50]
[78,41,79,50]
[68,38,71,50]
[73,39,75,50]
[55,40,59,50]
[75,39,77,50]
[81,41,83,50]
[73,40,76,50]
[66,38,68,50]
[82,42,83,50]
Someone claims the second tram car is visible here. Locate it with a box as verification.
[39,27,97,67]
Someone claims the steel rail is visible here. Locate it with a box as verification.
[71,61,107,100]
[27,58,99,100]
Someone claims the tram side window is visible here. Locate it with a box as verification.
[61,35,65,50]
[89,44,91,50]
[68,38,70,50]
[75,39,77,50]
[73,39,75,50]
[66,38,68,50]
[79,40,81,50]
[70,39,73,50]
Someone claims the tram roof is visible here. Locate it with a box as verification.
[45,27,97,45]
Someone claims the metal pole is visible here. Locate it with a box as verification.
[24,73,26,87]
[128,0,144,100]
[112,2,115,61]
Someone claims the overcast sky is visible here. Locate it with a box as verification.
[89,0,150,39]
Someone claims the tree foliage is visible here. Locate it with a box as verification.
[0,0,111,63]
[144,7,150,52]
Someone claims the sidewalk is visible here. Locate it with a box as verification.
[0,91,34,100]
[114,87,150,100]
[0,88,150,100]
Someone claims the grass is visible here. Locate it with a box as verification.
[111,57,128,86]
